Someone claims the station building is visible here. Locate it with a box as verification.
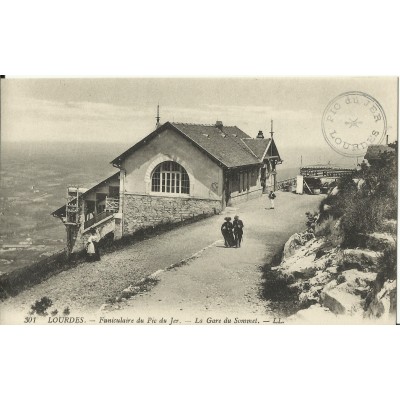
[52,120,282,253]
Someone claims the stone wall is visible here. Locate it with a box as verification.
[123,194,222,235]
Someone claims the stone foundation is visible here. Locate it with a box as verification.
[123,194,222,235]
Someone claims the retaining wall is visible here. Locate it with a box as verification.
[123,194,222,235]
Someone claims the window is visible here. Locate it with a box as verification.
[109,186,120,198]
[243,172,247,192]
[151,161,190,194]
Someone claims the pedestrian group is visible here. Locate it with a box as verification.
[221,215,244,248]
[220,190,276,247]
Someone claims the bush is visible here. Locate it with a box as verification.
[315,215,336,238]
[30,297,53,316]
[377,244,397,281]
[341,194,385,246]
[316,145,397,249]
[305,211,318,232]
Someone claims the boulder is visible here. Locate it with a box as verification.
[320,280,364,316]
[336,248,380,271]
[299,284,324,307]
[309,270,331,286]
[340,269,377,287]
[283,232,314,259]
[364,279,397,321]
[326,266,338,275]
[281,254,319,279]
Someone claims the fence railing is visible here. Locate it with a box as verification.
[84,210,114,230]
[276,177,297,191]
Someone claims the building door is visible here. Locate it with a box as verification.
[224,173,231,207]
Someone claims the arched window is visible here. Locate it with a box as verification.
[151,161,190,194]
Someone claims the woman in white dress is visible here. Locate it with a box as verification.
[86,229,98,261]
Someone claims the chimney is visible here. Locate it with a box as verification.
[257,130,264,139]
[215,121,223,131]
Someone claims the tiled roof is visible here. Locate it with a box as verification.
[365,145,395,160]
[111,121,277,168]
[241,138,271,160]
[171,123,263,168]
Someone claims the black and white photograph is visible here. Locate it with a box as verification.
[1,2,400,400]
[0,77,397,325]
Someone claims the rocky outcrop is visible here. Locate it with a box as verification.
[320,270,377,316]
[282,232,315,260]
[336,249,380,271]
[364,280,397,319]
[275,228,396,323]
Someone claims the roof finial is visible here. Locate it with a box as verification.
[155,103,161,128]
[270,119,274,139]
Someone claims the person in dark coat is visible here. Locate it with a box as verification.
[221,216,235,247]
[233,215,244,248]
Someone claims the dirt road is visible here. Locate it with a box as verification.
[105,192,322,323]
[0,192,321,324]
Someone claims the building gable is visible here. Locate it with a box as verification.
[110,121,276,169]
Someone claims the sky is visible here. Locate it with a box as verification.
[1,77,398,168]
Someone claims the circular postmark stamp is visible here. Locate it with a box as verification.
[322,91,387,157]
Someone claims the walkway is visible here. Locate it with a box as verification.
[0,192,321,323]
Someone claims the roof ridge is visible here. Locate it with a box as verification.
[171,123,228,167]
[172,122,236,128]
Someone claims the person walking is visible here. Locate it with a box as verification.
[268,190,276,209]
[233,215,244,248]
[221,216,235,247]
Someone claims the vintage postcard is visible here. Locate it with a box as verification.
[0,77,398,325]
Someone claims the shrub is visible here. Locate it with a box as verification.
[377,244,397,281]
[316,145,398,248]
[315,215,336,238]
[30,297,53,316]
[305,211,318,232]
[341,194,385,247]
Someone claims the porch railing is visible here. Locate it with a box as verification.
[83,196,119,230]
[84,210,114,230]
[105,197,119,212]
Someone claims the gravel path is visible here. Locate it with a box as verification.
[0,192,321,323]
[105,192,322,323]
